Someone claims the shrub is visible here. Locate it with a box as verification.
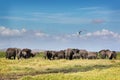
[0,51,5,58]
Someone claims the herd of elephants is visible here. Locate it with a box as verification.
[5,48,117,60]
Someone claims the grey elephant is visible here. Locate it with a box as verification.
[109,51,117,59]
[6,48,17,59]
[56,50,65,59]
[44,50,53,60]
[87,52,98,59]
[47,50,65,60]
[72,49,80,59]
[20,48,33,59]
[65,48,75,60]
[51,51,58,59]
[105,50,117,60]
[6,48,21,60]
[79,49,88,59]
[99,49,117,59]
[99,49,106,59]
[44,50,61,60]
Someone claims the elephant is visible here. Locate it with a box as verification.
[79,49,88,59]
[65,48,75,60]
[44,50,53,60]
[51,51,58,59]
[72,49,80,59]
[87,52,98,59]
[105,50,112,59]
[44,50,65,60]
[44,50,62,60]
[99,49,107,59]
[6,48,17,59]
[6,48,21,60]
[105,50,117,60]
[20,48,33,59]
[99,49,117,59]
[73,53,80,59]
[56,50,65,59]
[109,51,117,59]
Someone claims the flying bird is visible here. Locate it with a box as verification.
[78,31,82,35]
[77,29,87,36]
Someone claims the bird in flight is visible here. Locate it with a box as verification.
[78,31,82,35]
[78,29,87,35]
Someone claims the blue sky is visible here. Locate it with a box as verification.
[0,0,120,51]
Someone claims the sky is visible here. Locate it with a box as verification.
[0,0,120,51]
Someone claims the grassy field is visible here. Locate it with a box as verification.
[0,52,120,80]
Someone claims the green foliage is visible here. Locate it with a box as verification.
[35,52,44,58]
[0,51,5,58]
[117,52,120,59]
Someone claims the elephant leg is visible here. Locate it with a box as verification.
[49,57,51,60]
[48,56,51,60]
[17,57,19,60]
[8,56,11,59]
[109,56,113,60]
[52,56,55,60]
[69,55,73,60]
[13,56,16,59]
[81,56,84,59]
[17,56,20,60]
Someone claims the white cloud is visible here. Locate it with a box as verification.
[56,29,120,42]
[0,26,26,36]
[21,28,26,33]
[0,26,49,38]
[85,29,120,39]
[35,32,49,37]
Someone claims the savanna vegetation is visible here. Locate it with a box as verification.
[0,51,120,80]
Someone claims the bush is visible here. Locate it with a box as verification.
[35,52,44,58]
[117,52,120,59]
[0,51,5,58]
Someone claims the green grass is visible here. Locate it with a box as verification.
[0,51,120,80]
[19,59,120,80]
